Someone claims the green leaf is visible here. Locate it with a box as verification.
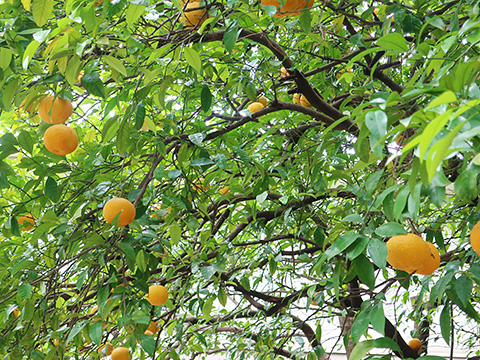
[376,32,408,52]
[374,222,407,237]
[370,303,385,335]
[45,176,60,202]
[116,120,130,155]
[139,334,156,356]
[183,47,202,75]
[351,305,371,343]
[223,20,239,53]
[234,146,250,166]
[136,250,148,272]
[89,320,103,345]
[440,303,451,344]
[365,110,388,141]
[81,72,106,99]
[299,7,312,33]
[118,242,136,261]
[202,297,214,320]
[103,55,127,76]
[324,234,361,260]
[169,224,181,244]
[188,133,205,146]
[17,131,34,154]
[32,0,53,26]
[134,101,146,130]
[200,265,216,280]
[367,237,388,269]
[18,283,32,299]
[426,90,457,110]
[454,275,472,307]
[454,169,478,201]
[393,186,410,220]
[0,48,13,70]
[354,255,375,289]
[66,320,87,343]
[365,169,384,195]
[126,3,145,27]
[218,287,227,306]
[201,85,212,113]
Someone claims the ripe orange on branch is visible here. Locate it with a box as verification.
[408,338,422,354]
[293,93,311,107]
[103,198,136,227]
[247,102,265,114]
[386,233,431,273]
[470,220,480,256]
[111,347,131,360]
[146,285,168,306]
[416,242,440,275]
[261,0,314,18]
[38,96,73,124]
[182,1,208,29]
[43,125,78,155]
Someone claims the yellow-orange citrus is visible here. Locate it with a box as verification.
[183,1,207,29]
[13,308,20,318]
[293,93,311,107]
[146,285,168,306]
[279,67,290,78]
[416,242,440,275]
[43,125,78,156]
[144,330,154,335]
[257,95,268,107]
[147,320,160,333]
[408,338,422,354]
[311,292,319,306]
[386,233,431,273]
[53,339,60,346]
[193,177,209,193]
[247,102,265,114]
[470,220,480,256]
[261,0,314,17]
[219,185,230,195]
[17,214,35,231]
[103,198,136,227]
[38,96,73,124]
[98,342,114,356]
[111,347,131,360]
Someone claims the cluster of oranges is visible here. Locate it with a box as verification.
[386,233,440,275]
[84,285,168,358]
[38,95,78,156]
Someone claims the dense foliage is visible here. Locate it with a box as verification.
[0,0,479,359]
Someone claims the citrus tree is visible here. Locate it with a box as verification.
[0,0,480,359]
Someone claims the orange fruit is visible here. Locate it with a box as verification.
[183,1,208,29]
[386,233,431,273]
[111,347,131,360]
[279,67,290,78]
[103,198,136,227]
[257,95,268,107]
[261,0,314,17]
[53,339,60,346]
[43,125,78,156]
[219,186,230,195]
[147,320,160,333]
[311,292,319,306]
[17,214,35,231]
[89,305,99,315]
[38,96,73,124]
[293,93,311,107]
[146,285,169,306]
[193,177,209,193]
[98,342,113,356]
[144,330,154,335]
[408,338,421,354]
[416,242,440,275]
[470,220,480,256]
[13,308,20,318]
[247,102,265,114]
